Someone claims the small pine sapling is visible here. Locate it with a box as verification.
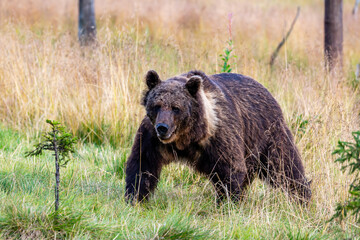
[331,131,360,223]
[26,120,77,212]
[220,13,237,73]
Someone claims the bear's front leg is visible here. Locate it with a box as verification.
[210,169,248,202]
[125,119,164,203]
[197,141,250,202]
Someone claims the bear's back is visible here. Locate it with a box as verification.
[208,73,282,116]
[209,73,273,101]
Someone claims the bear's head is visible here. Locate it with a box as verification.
[142,70,212,148]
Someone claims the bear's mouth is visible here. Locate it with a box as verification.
[157,127,177,143]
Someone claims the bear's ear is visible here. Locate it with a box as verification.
[185,76,202,97]
[145,70,161,90]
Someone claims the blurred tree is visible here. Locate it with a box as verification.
[324,0,343,71]
[79,0,96,46]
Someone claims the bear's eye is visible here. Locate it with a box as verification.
[172,106,180,113]
[153,105,161,112]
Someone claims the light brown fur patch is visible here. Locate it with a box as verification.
[199,87,218,137]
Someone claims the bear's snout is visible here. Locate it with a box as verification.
[156,123,169,137]
[154,109,176,141]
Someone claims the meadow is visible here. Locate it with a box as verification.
[0,0,360,238]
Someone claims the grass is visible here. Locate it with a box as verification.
[0,126,359,238]
[0,0,360,238]
[1,131,357,239]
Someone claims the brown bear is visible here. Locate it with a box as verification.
[125,70,311,204]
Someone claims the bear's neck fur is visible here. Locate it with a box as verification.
[173,71,221,150]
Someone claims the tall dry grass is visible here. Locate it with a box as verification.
[0,0,360,235]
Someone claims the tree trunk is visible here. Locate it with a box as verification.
[324,0,343,71]
[78,0,96,46]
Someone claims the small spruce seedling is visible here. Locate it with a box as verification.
[331,131,360,223]
[26,120,77,212]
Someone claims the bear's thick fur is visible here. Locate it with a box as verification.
[125,70,311,204]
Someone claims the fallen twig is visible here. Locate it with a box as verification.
[270,7,301,67]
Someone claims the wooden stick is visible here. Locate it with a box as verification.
[270,7,301,67]
[353,0,360,15]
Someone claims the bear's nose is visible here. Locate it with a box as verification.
[156,123,169,136]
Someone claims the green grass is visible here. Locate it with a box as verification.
[0,126,359,239]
